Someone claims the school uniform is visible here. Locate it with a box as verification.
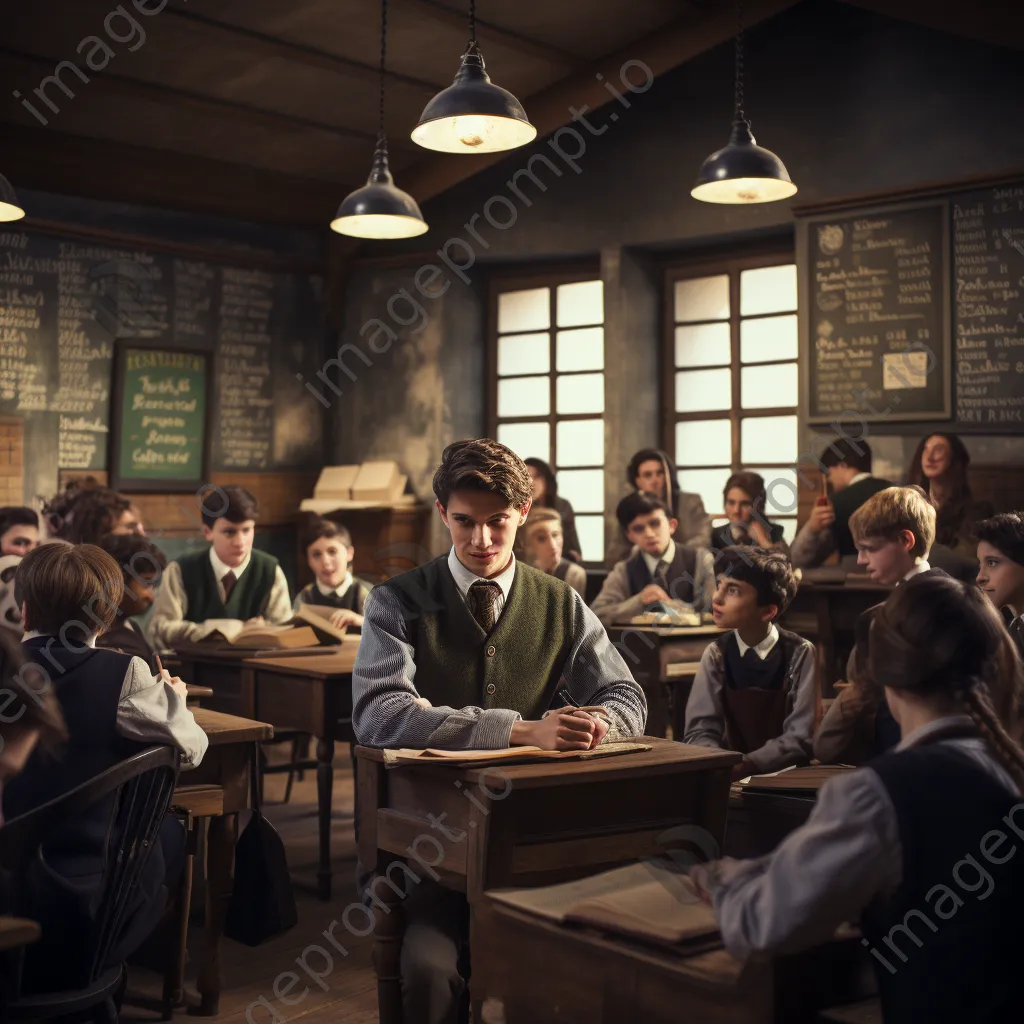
[605,490,712,567]
[549,557,587,598]
[710,520,788,553]
[2,635,207,993]
[710,716,1021,1023]
[591,539,715,627]
[148,545,292,649]
[353,548,647,1024]
[97,617,158,673]
[683,623,817,772]
[293,573,370,618]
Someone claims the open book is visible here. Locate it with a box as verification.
[489,859,720,948]
[381,740,651,767]
[293,603,358,643]
[209,622,320,649]
[736,764,855,793]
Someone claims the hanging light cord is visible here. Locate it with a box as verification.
[378,0,388,137]
[734,1,747,126]
[465,0,481,61]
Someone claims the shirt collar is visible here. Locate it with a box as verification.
[316,573,353,600]
[210,546,250,582]
[735,621,779,660]
[902,558,930,583]
[897,714,975,751]
[642,538,676,577]
[849,472,872,486]
[23,629,96,648]
[447,547,516,602]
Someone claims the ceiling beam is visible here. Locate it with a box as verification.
[163,3,445,93]
[0,46,402,148]
[400,0,801,203]
[841,0,1024,51]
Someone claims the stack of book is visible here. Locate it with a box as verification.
[299,460,414,513]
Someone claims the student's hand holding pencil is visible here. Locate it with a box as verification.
[156,655,189,700]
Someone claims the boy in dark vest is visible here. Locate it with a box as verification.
[684,547,817,781]
[148,485,291,648]
[353,438,646,1024]
[591,491,714,627]
[292,517,371,631]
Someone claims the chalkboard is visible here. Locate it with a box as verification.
[805,203,950,423]
[0,225,325,494]
[112,346,209,490]
[951,183,1024,430]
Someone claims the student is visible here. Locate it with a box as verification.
[789,438,890,569]
[691,574,1024,1024]
[148,485,291,648]
[524,457,582,562]
[0,506,39,557]
[3,543,207,992]
[976,511,1024,660]
[711,472,788,553]
[592,492,714,627]
[683,548,816,780]
[352,438,646,1024]
[43,480,142,544]
[520,508,587,597]
[292,517,371,631]
[96,532,168,672]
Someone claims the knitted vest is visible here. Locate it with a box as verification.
[381,556,576,720]
[295,580,365,613]
[177,548,277,622]
[625,544,698,604]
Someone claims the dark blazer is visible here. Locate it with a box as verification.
[97,618,158,673]
[710,521,785,552]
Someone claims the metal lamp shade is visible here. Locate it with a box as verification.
[412,51,536,154]
[691,120,797,204]
[330,141,427,239]
[0,174,26,222]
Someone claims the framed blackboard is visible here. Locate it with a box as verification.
[110,345,210,491]
[803,202,950,424]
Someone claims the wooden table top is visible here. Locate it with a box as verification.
[243,645,359,677]
[0,915,41,951]
[357,737,739,790]
[186,684,215,699]
[192,707,274,744]
[610,624,725,638]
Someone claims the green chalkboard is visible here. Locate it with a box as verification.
[111,346,209,491]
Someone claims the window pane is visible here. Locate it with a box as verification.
[556,468,604,513]
[556,372,604,414]
[740,264,797,316]
[675,418,731,467]
[674,322,730,368]
[556,327,604,372]
[775,518,797,544]
[675,368,731,412]
[575,514,605,563]
[556,280,603,327]
[556,418,604,466]
[741,362,798,409]
[498,287,549,333]
[497,420,549,462]
[678,468,730,517]
[498,332,549,376]
[741,415,798,464]
[674,274,729,323]
[498,375,549,417]
[755,467,800,517]
[740,314,798,363]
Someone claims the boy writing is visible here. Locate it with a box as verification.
[148,485,291,648]
[293,518,371,631]
[353,438,646,1024]
[591,491,714,627]
[520,507,587,597]
[684,547,817,780]
[975,510,1024,661]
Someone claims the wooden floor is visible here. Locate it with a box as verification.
[121,744,380,1023]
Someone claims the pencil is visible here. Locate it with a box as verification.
[821,474,828,499]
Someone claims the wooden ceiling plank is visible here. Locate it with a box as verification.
[841,0,1024,51]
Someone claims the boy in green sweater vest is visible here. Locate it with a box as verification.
[148,485,291,649]
[353,438,646,1024]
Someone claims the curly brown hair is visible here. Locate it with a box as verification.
[432,438,532,510]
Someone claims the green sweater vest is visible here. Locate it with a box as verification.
[177,548,278,622]
[382,555,576,720]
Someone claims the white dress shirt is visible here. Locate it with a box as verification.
[734,621,780,660]
[447,547,516,624]
[317,573,355,601]
[642,539,676,579]
[901,558,931,582]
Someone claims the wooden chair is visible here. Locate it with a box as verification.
[0,746,179,1023]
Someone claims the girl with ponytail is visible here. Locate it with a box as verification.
[691,573,1024,1023]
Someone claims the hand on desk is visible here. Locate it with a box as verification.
[639,584,671,605]
[329,608,364,630]
[245,615,265,626]
[511,711,597,751]
[689,857,747,904]
[730,757,757,782]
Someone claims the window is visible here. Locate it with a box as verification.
[490,275,605,561]
[666,255,799,541]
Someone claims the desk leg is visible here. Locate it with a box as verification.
[196,812,237,1017]
[317,737,335,901]
[372,856,405,1024]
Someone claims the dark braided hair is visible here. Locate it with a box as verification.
[869,573,1024,795]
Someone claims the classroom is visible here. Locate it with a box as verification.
[1,1,1023,1022]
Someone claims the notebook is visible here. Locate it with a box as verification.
[381,740,652,767]
[489,859,720,948]
[736,764,855,793]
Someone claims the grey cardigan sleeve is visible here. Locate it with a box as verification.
[590,560,648,626]
[789,521,836,569]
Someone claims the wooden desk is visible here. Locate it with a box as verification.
[171,644,257,718]
[605,625,724,738]
[356,738,740,1022]
[0,916,40,952]
[178,707,273,1016]
[472,897,875,1024]
[724,785,817,859]
[243,645,359,900]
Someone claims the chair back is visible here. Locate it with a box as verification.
[0,745,179,986]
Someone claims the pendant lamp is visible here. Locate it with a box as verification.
[0,175,26,221]
[411,0,536,154]
[331,0,427,239]
[692,4,796,204]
